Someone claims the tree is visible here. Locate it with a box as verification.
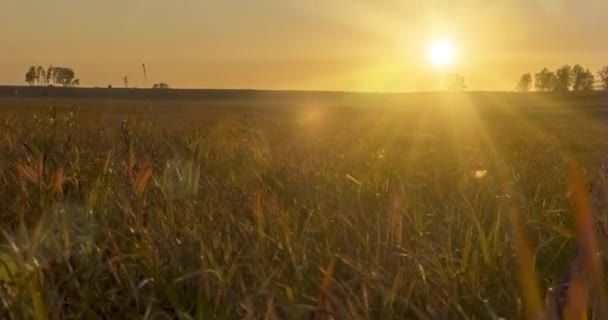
[599,66,608,90]
[46,66,56,85]
[25,66,37,85]
[54,67,76,87]
[571,65,584,90]
[553,65,572,92]
[444,74,466,91]
[123,76,129,88]
[34,66,41,85]
[571,65,595,91]
[580,70,595,91]
[153,83,170,89]
[35,66,46,85]
[24,65,80,87]
[534,68,555,91]
[516,73,532,92]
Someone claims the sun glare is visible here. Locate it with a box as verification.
[427,39,455,66]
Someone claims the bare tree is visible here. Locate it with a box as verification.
[516,73,532,92]
[534,68,555,91]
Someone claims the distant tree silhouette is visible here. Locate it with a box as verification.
[534,68,555,91]
[25,66,79,87]
[599,66,608,90]
[25,66,36,85]
[46,66,55,85]
[553,65,572,92]
[123,76,129,88]
[153,83,170,89]
[35,66,46,85]
[571,65,584,90]
[53,67,77,87]
[581,72,595,91]
[571,65,595,91]
[445,74,466,91]
[516,73,532,92]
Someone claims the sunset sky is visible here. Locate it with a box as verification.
[1,0,607,91]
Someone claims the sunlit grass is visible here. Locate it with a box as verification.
[0,99,607,318]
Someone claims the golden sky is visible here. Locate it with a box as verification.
[1,0,607,91]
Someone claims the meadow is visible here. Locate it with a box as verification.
[0,92,608,319]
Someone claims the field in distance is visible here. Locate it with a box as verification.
[0,90,607,318]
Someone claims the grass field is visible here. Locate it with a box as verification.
[1,92,608,319]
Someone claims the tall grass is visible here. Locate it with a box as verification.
[0,104,606,319]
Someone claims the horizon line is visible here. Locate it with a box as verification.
[0,84,528,95]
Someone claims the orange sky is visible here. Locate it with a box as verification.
[1,0,607,91]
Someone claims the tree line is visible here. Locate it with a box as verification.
[516,65,608,92]
[25,66,80,87]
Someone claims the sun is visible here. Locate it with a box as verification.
[427,39,455,66]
